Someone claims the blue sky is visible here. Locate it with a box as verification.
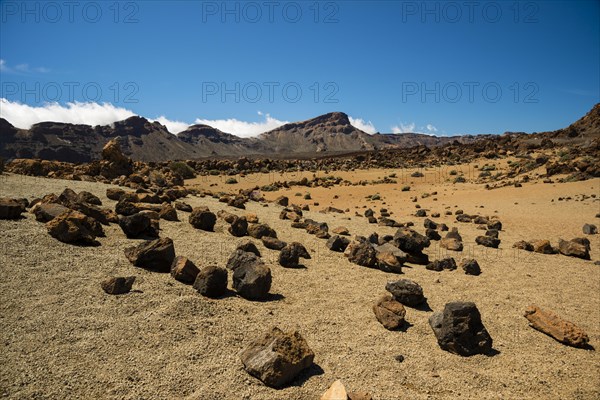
[1,0,598,136]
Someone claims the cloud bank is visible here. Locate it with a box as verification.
[0,99,383,138]
[349,117,377,134]
[193,112,289,138]
[391,122,439,135]
[0,99,135,128]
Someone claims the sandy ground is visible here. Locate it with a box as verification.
[1,170,599,400]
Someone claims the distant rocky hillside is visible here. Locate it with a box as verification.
[1,104,598,162]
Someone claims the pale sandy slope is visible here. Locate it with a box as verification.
[0,172,599,400]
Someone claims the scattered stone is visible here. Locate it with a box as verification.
[321,380,347,400]
[487,220,502,231]
[345,240,378,268]
[246,213,259,223]
[429,302,493,356]
[582,224,598,235]
[441,228,463,251]
[473,216,489,225]
[159,204,178,221]
[31,203,69,222]
[332,226,350,235]
[373,294,406,330]
[189,207,217,231]
[248,223,277,239]
[485,229,499,238]
[513,240,534,251]
[217,209,237,223]
[236,241,261,257]
[475,235,501,248]
[46,210,103,245]
[193,265,228,298]
[227,249,261,270]
[376,251,403,273]
[275,196,289,206]
[524,305,589,348]
[279,242,311,268]
[106,188,126,201]
[558,239,590,260]
[415,209,427,217]
[101,276,135,295]
[427,257,458,272]
[0,198,24,219]
[456,214,473,223]
[326,235,351,252]
[77,191,102,206]
[385,279,425,306]
[229,216,249,237]
[262,236,287,250]
[119,212,158,239]
[426,228,441,241]
[124,237,176,272]
[461,259,481,275]
[174,201,193,212]
[532,240,556,254]
[232,261,272,300]
[393,228,431,254]
[423,218,438,230]
[170,256,200,284]
[240,327,314,388]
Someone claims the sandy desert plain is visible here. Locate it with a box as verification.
[0,156,599,400]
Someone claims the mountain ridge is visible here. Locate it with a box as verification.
[1,105,598,162]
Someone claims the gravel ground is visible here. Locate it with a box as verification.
[1,172,599,399]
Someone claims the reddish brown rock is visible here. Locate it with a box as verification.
[532,240,556,254]
[373,294,406,330]
[524,305,589,348]
[170,256,200,284]
[101,276,136,295]
[46,210,104,245]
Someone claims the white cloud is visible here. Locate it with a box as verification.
[349,116,377,134]
[151,116,190,134]
[0,59,49,74]
[391,122,439,135]
[391,123,416,133]
[0,98,135,128]
[193,113,289,137]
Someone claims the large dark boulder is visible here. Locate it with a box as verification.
[124,238,175,272]
[189,207,216,231]
[429,302,493,356]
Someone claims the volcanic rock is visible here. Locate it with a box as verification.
[101,276,135,295]
[373,294,406,330]
[193,265,228,298]
[240,327,314,388]
[279,242,311,268]
[124,237,176,272]
[385,279,425,307]
[170,256,200,284]
[429,302,493,356]
[524,305,589,348]
[189,207,217,231]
